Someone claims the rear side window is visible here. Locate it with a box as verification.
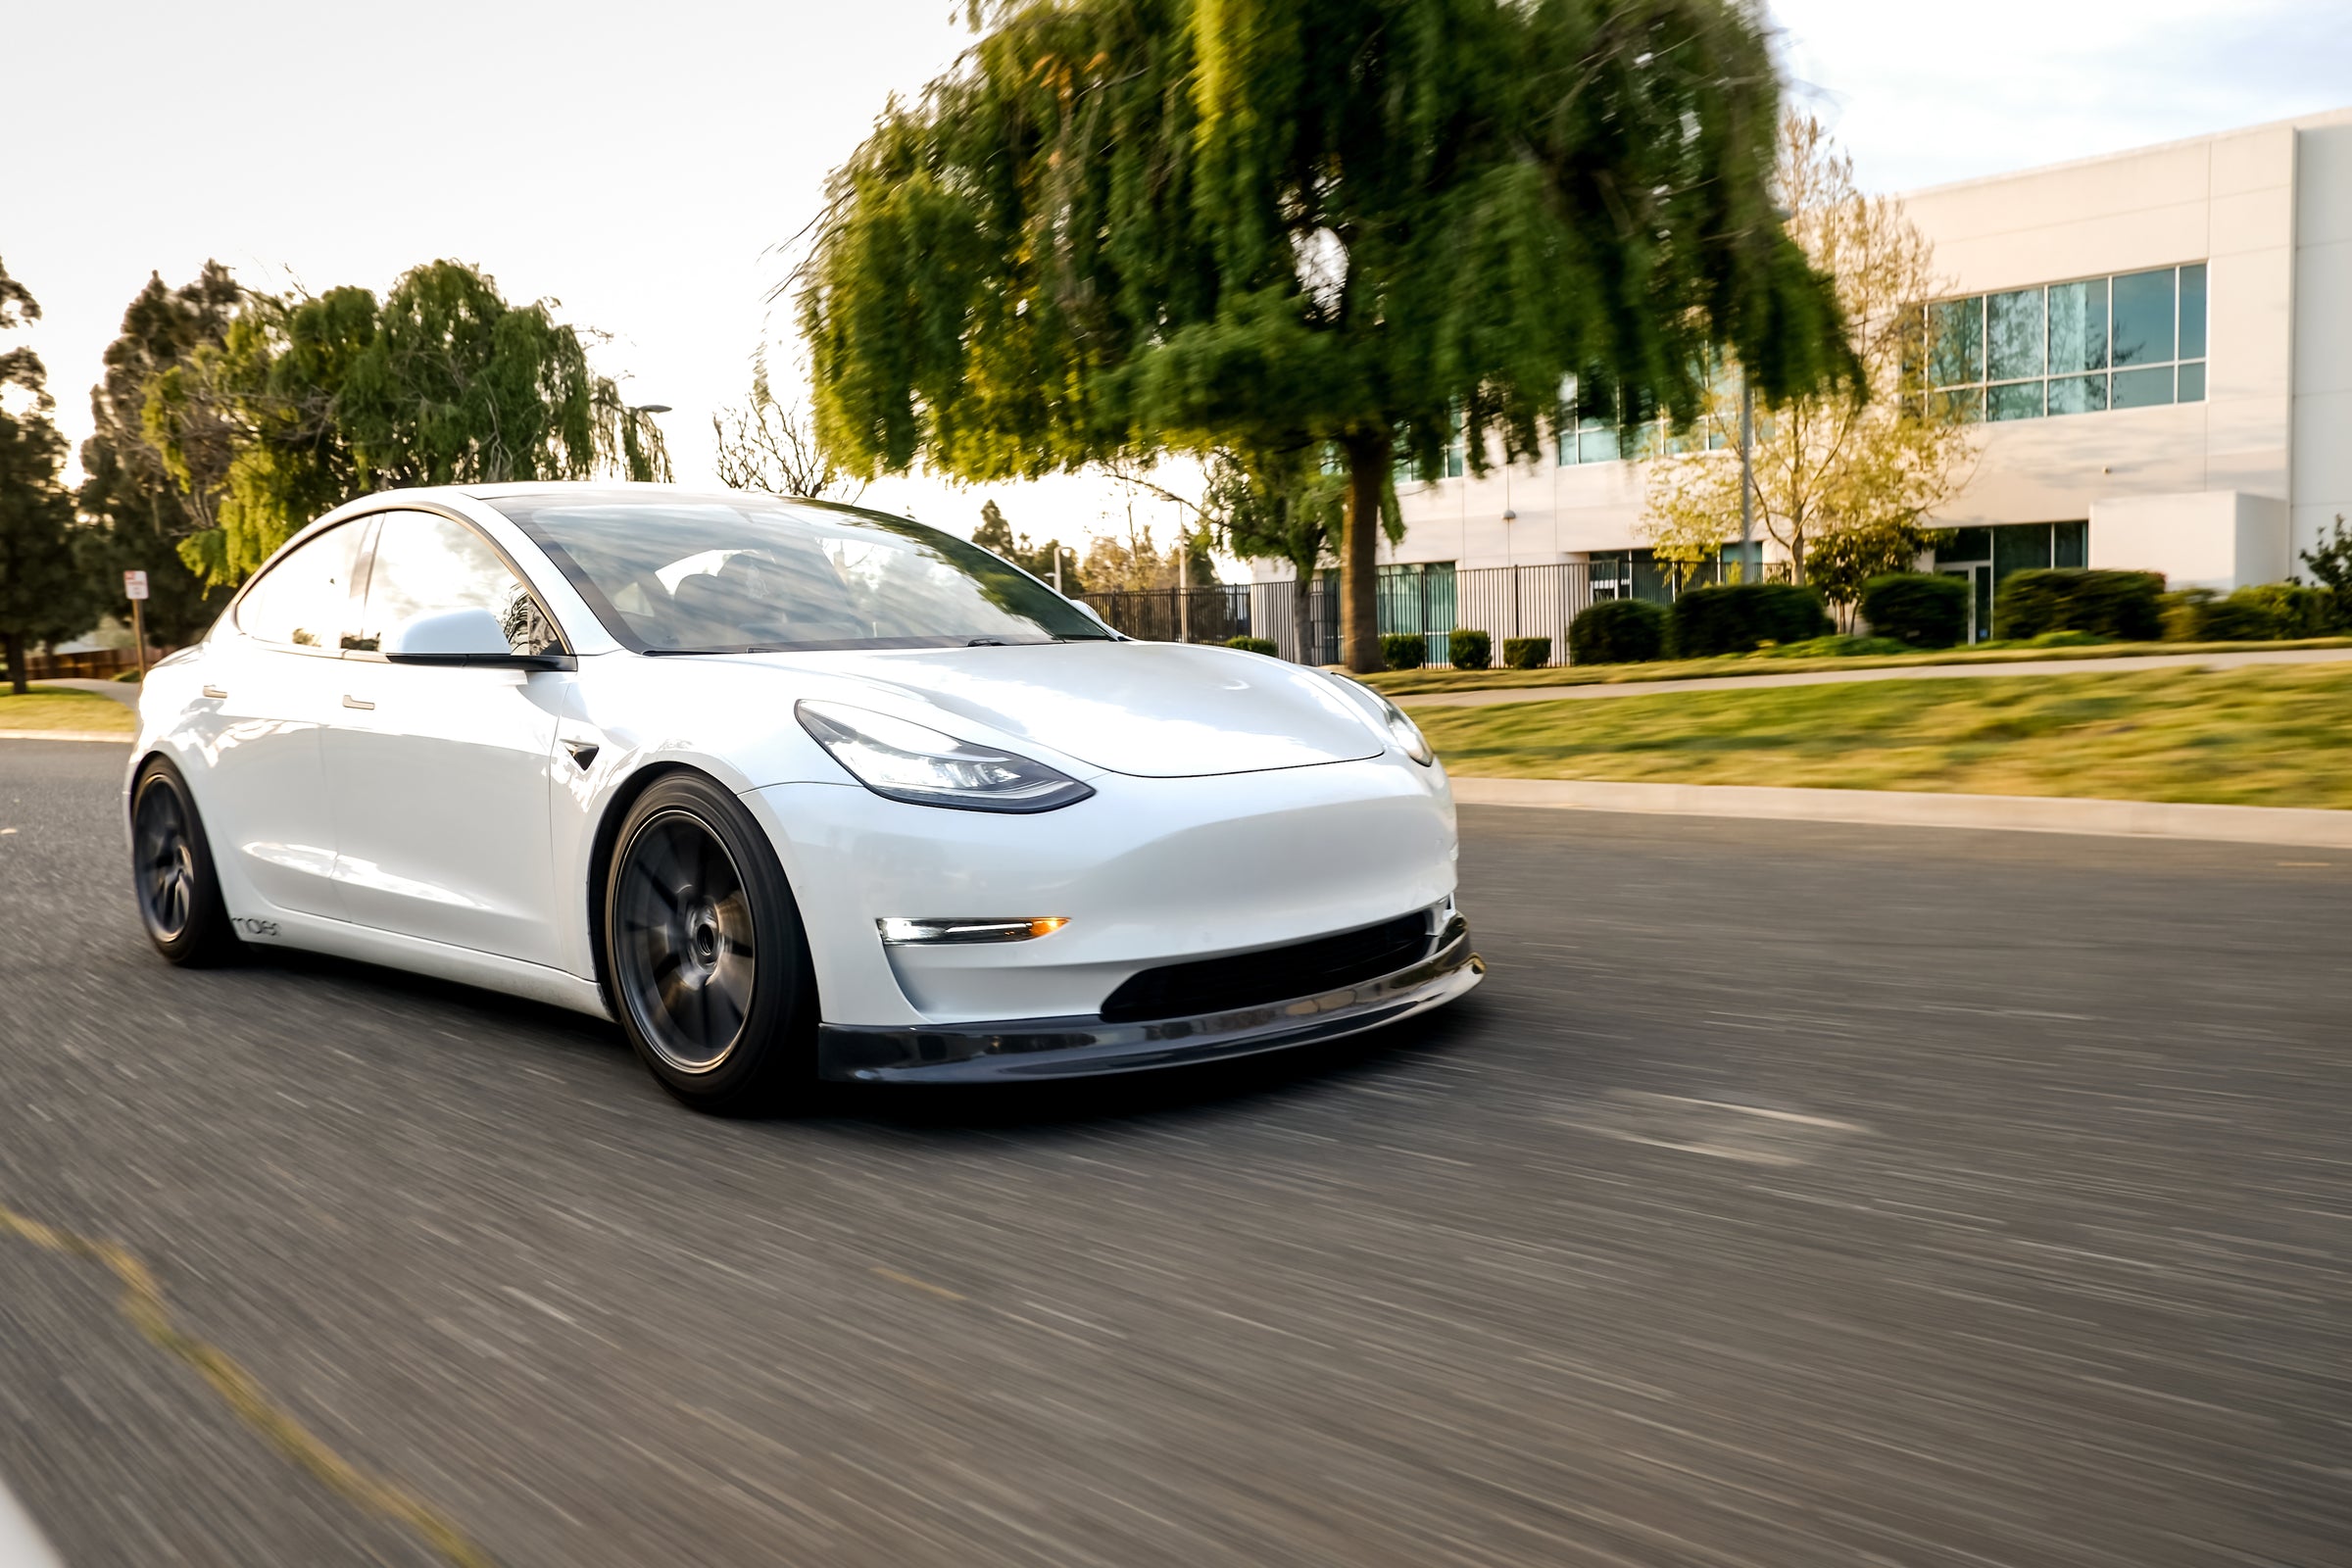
[350,512,562,656]
[235,524,365,650]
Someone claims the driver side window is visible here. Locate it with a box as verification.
[235,523,365,651]
[352,513,562,656]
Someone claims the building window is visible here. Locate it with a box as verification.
[1919,264,2206,420]
[1932,520,2089,642]
[1377,562,1457,662]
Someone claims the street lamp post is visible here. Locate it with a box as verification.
[1739,378,1755,584]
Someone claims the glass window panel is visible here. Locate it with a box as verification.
[1621,422,1660,462]
[2046,373,2108,416]
[355,512,556,655]
[1930,296,1984,386]
[1937,527,1991,564]
[236,522,365,650]
[1930,386,1984,423]
[2112,365,2175,409]
[2111,269,2177,367]
[1577,421,1620,464]
[1987,289,2045,381]
[2177,361,2206,403]
[2048,279,2108,374]
[2053,520,2088,569]
[1993,522,2053,582]
[1987,381,2044,421]
[2178,264,2207,360]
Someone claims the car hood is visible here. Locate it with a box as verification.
[738,640,1389,778]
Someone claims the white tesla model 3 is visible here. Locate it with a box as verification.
[126,484,1480,1111]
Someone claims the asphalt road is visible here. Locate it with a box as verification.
[2,739,2347,1568]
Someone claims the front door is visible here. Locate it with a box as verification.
[322,511,566,965]
[1940,563,1992,643]
[190,521,367,919]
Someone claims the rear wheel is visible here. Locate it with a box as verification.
[130,758,238,965]
[602,774,817,1114]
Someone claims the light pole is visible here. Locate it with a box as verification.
[1738,377,1755,583]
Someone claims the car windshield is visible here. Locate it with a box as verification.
[489,493,1112,654]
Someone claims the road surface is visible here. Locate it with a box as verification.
[1,739,2345,1566]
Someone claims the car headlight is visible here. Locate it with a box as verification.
[1375,693,1435,766]
[795,700,1096,812]
[1325,677,1435,766]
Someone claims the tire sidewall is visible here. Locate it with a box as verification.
[130,757,237,965]
[601,773,816,1112]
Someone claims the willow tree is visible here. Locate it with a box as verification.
[800,0,1849,670]
[145,260,672,587]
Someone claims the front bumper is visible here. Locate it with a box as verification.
[817,925,1484,1084]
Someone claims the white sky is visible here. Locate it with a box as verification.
[11,0,2349,570]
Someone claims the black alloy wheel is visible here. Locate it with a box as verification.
[602,773,818,1113]
[130,759,237,965]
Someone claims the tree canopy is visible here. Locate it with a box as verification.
[145,259,673,587]
[78,264,241,646]
[0,258,98,693]
[971,497,1083,590]
[800,0,1850,667]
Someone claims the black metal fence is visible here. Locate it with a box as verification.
[1071,585,1253,645]
[1079,562,1727,669]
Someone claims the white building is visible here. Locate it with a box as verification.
[1251,107,2352,658]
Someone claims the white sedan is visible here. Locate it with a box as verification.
[127,484,1481,1111]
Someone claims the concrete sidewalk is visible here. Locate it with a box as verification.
[35,678,140,708]
[1451,775,2352,849]
[1400,644,2352,709]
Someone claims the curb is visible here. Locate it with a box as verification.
[0,730,131,744]
[1449,776,2352,849]
[0,1476,63,1568]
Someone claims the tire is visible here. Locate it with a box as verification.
[601,773,819,1114]
[129,757,240,966]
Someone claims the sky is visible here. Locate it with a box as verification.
[11,0,2351,569]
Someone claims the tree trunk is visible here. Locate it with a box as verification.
[1341,432,1388,673]
[1290,554,1316,662]
[4,632,25,697]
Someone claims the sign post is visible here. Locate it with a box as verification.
[123,570,149,683]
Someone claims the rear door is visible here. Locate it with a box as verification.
[323,511,569,965]
[191,521,366,918]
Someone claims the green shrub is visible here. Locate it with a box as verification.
[1379,632,1427,670]
[1569,599,1668,664]
[1224,635,1278,655]
[1447,627,1492,670]
[1858,573,1967,650]
[1996,569,2165,641]
[1759,635,1912,659]
[2165,582,2337,642]
[1666,583,1832,658]
[1502,636,1551,669]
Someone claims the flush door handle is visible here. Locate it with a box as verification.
[341,694,375,710]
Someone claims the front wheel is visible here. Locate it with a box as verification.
[602,774,818,1114]
[130,758,239,966]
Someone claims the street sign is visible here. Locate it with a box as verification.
[123,569,149,602]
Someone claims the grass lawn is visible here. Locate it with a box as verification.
[1365,636,2352,698]
[1420,662,2352,809]
[0,686,138,734]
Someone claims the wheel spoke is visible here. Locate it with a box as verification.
[613,808,765,1073]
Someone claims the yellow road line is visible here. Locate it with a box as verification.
[869,1265,966,1303]
[0,1202,498,1568]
